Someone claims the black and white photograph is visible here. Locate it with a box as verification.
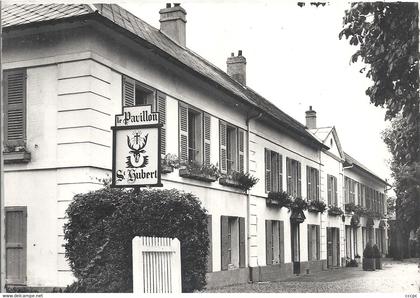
[0,0,419,295]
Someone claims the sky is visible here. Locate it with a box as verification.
[119,0,392,186]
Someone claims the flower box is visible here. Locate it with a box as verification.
[266,198,282,207]
[219,177,243,190]
[179,168,217,182]
[308,205,321,213]
[161,164,174,174]
[328,206,344,216]
[4,151,31,164]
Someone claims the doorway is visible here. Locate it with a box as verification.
[291,223,300,274]
[327,227,340,268]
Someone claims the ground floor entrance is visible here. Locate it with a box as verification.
[327,227,340,268]
[291,223,300,274]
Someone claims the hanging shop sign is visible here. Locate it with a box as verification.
[111,105,162,188]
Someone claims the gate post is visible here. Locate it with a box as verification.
[132,236,143,294]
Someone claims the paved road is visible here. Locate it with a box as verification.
[206,259,420,293]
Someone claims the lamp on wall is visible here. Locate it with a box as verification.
[341,214,346,222]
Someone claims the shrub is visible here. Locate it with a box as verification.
[64,188,209,293]
[289,197,308,211]
[363,243,374,258]
[372,244,381,258]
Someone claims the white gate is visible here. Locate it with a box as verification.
[132,236,182,293]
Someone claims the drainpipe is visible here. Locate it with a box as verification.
[246,111,262,281]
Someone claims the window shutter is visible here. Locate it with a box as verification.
[265,220,273,265]
[316,225,320,260]
[306,166,311,200]
[203,113,211,165]
[157,91,166,155]
[265,149,271,193]
[122,76,135,107]
[219,121,227,174]
[238,129,245,173]
[179,103,189,162]
[334,177,338,206]
[220,216,229,270]
[315,170,319,201]
[279,154,283,191]
[286,157,291,194]
[4,70,26,145]
[307,225,313,261]
[297,161,302,197]
[279,221,284,263]
[207,215,213,272]
[239,217,246,268]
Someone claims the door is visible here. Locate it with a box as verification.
[290,223,300,274]
[327,227,340,268]
[6,207,27,285]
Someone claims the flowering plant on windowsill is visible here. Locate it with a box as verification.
[179,160,220,182]
[328,205,344,216]
[3,140,28,153]
[288,197,308,212]
[266,191,293,208]
[219,171,259,191]
[308,200,327,213]
[3,140,31,164]
[161,153,180,173]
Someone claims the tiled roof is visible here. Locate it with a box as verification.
[3,3,323,147]
[344,152,389,185]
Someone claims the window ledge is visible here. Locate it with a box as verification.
[179,169,217,182]
[4,151,31,164]
[266,198,286,209]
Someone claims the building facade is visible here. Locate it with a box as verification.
[2,3,389,290]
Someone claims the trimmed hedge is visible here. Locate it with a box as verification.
[64,188,209,293]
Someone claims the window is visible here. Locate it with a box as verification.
[265,220,284,265]
[221,216,245,270]
[286,157,301,197]
[307,224,320,261]
[122,76,167,155]
[306,166,319,201]
[360,184,366,207]
[4,69,26,146]
[265,149,283,193]
[220,121,245,174]
[327,175,338,206]
[179,103,211,164]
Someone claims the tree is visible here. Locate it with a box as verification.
[340,2,419,258]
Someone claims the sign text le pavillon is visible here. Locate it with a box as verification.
[111,105,162,188]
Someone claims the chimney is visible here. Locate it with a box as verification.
[227,50,246,85]
[305,106,317,129]
[159,3,187,47]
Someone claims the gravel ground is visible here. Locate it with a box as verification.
[206,259,420,293]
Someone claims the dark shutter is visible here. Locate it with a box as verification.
[308,225,313,261]
[297,161,302,197]
[220,216,229,270]
[265,149,271,192]
[286,157,291,194]
[157,91,166,155]
[5,207,27,285]
[238,129,245,173]
[279,221,285,263]
[334,176,338,206]
[122,76,135,107]
[279,154,283,191]
[316,225,320,260]
[179,103,189,162]
[315,169,320,201]
[219,121,227,174]
[307,166,311,200]
[327,175,332,206]
[4,70,26,145]
[203,113,211,165]
[265,220,273,265]
[239,217,246,268]
[207,215,213,272]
